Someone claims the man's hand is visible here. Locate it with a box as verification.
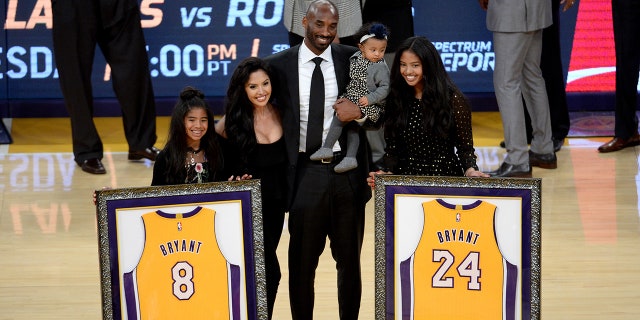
[561,0,576,12]
[478,0,489,10]
[333,98,361,122]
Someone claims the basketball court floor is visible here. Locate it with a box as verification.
[1,112,639,319]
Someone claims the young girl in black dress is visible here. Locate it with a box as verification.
[152,86,228,185]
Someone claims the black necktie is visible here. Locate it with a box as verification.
[306,57,324,152]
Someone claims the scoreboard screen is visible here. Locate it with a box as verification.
[0,0,610,115]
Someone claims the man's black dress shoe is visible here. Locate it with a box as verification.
[597,133,640,153]
[488,162,532,178]
[552,137,564,152]
[80,158,106,174]
[128,146,160,161]
[499,139,533,148]
[529,150,557,169]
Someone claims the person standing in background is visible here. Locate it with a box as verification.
[597,0,640,152]
[284,0,363,47]
[52,0,159,175]
[362,0,414,65]
[500,0,576,152]
[362,0,414,170]
[479,0,558,177]
[265,1,378,318]
[541,0,575,151]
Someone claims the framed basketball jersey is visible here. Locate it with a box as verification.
[373,175,541,320]
[122,207,236,320]
[95,180,268,320]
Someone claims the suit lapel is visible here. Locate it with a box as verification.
[286,46,301,124]
[331,44,349,95]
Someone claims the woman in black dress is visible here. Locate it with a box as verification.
[215,57,286,319]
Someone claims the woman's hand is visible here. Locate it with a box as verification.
[464,168,490,178]
[92,186,112,205]
[367,170,391,189]
[228,174,253,181]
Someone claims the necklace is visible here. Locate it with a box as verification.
[187,148,200,166]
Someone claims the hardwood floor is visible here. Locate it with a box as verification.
[1,114,639,319]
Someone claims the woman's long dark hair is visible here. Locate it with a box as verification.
[385,36,461,139]
[223,57,280,163]
[163,86,222,183]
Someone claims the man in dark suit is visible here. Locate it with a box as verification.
[598,0,640,152]
[265,1,378,319]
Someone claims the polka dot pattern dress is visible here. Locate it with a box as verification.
[384,92,479,177]
[342,52,386,123]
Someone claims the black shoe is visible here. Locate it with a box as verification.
[488,162,532,178]
[552,137,564,152]
[80,158,106,174]
[372,158,388,172]
[128,146,160,161]
[499,139,532,148]
[529,150,557,169]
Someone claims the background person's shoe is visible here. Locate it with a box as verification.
[499,138,533,148]
[128,146,160,161]
[529,150,557,169]
[552,137,564,152]
[597,133,640,153]
[488,162,532,178]
[80,158,106,174]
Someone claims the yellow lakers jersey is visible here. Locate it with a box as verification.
[410,199,512,319]
[134,207,230,320]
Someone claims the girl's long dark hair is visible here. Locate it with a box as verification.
[385,36,461,139]
[223,57,280,163]
[163,86,222,183]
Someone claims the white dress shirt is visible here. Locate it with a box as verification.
[298,43,340,153]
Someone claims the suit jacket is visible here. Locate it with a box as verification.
[486,0,552,32]
[362,0,414,52]
[264,43,372,210]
